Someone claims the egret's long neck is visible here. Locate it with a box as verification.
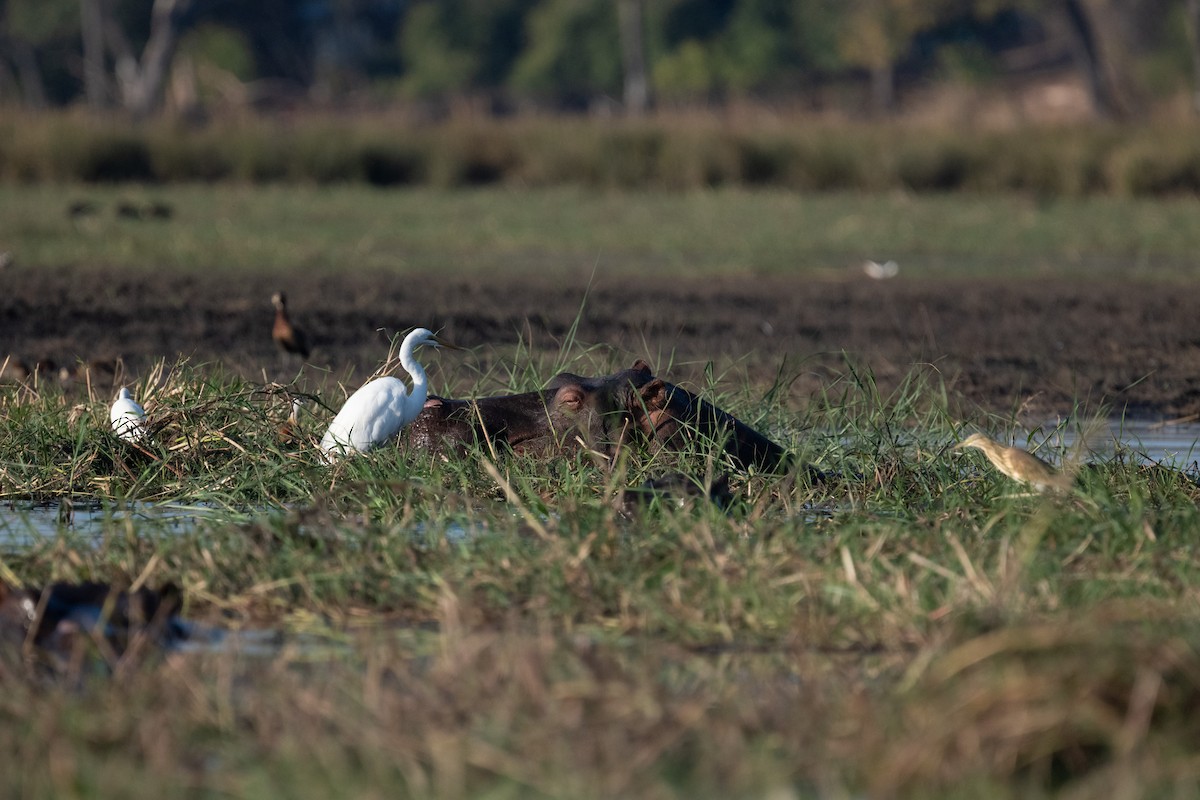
[400,334,429,404]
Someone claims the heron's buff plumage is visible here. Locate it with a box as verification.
[954,433,1073,493]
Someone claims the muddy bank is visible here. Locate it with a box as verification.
[4,266,1199,419]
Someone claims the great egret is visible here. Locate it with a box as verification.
[320,328,460,457]
[271,291,310,360]
[953,433,1072,493]
[110,387,148,443]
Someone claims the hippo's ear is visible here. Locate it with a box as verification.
[555,384,586,412]
[423,396,445,409]
[631,359,654,377]
[639,379,668,409]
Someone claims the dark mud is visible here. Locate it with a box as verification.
[5,266,1200,419]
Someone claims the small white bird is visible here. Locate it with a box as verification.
[863,259,899,280]
[321,327,460,457]
[110,387,148,442]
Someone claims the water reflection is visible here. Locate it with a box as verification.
[0,498,488,550]
[172,624,352,659]
[1047,417,1200,468]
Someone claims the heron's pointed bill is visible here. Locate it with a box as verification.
[432,334,464,351]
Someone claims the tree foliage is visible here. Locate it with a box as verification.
[0,0,1196,113]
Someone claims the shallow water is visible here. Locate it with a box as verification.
[1036,417,1200,469]
[0,497,488,549]
[0,499,242,548]
[171,623,354,659]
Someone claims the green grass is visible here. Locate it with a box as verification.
[6,184,1200,279]
[4,347,1200,797]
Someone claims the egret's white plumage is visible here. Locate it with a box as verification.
[863,259,899,280]
[110,386,148,442]
[320,328,457,457]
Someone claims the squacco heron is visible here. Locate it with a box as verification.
[953,432,1074,494]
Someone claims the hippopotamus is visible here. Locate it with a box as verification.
[0,580,185,658]
[402,360,800,475]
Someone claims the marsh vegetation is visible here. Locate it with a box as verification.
[4,176,1200,798]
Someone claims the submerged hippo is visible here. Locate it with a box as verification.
[402,360,801,475]
[0,580,185,657]
[549,361,794,474]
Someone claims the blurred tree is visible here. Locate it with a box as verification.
[618,0,653,113]
[0,0,1189,116]
[171,22,255,111]
[791,0,849,75]
[653,38,716,98]
[1060,0,1134,118]
[837,0,945,112]
[76,0,202,116]
[211,1,316,87]
[508,0,622,106]
[400,3,480,97]
[400,0,535,98]
[1188,0,1200,112]
[1,0,79,106]
[723,0,796,90]
[308,0,403,100]
[653,0,801,100]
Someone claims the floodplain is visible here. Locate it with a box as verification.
[3,182,1200,798]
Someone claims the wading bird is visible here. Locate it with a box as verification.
[271,292,310,360]
[110,387,148,443]
[863,259,899,280]
[277,397,305,444]
[953,432,1073,494]
[321,328,461,457]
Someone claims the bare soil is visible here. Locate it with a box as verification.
[6,266,1200,420]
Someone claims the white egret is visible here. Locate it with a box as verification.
[320,328,460,457]
[110,387,148,443]
[863,259,899,280]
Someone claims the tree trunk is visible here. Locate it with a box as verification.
[1061,0,1130,119]
[1186,0,1200,114]
[80,0,109,108]
[104,0,195,118]
[869,63,894,115]
[9,40,47,108]
[617,0,652,115]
